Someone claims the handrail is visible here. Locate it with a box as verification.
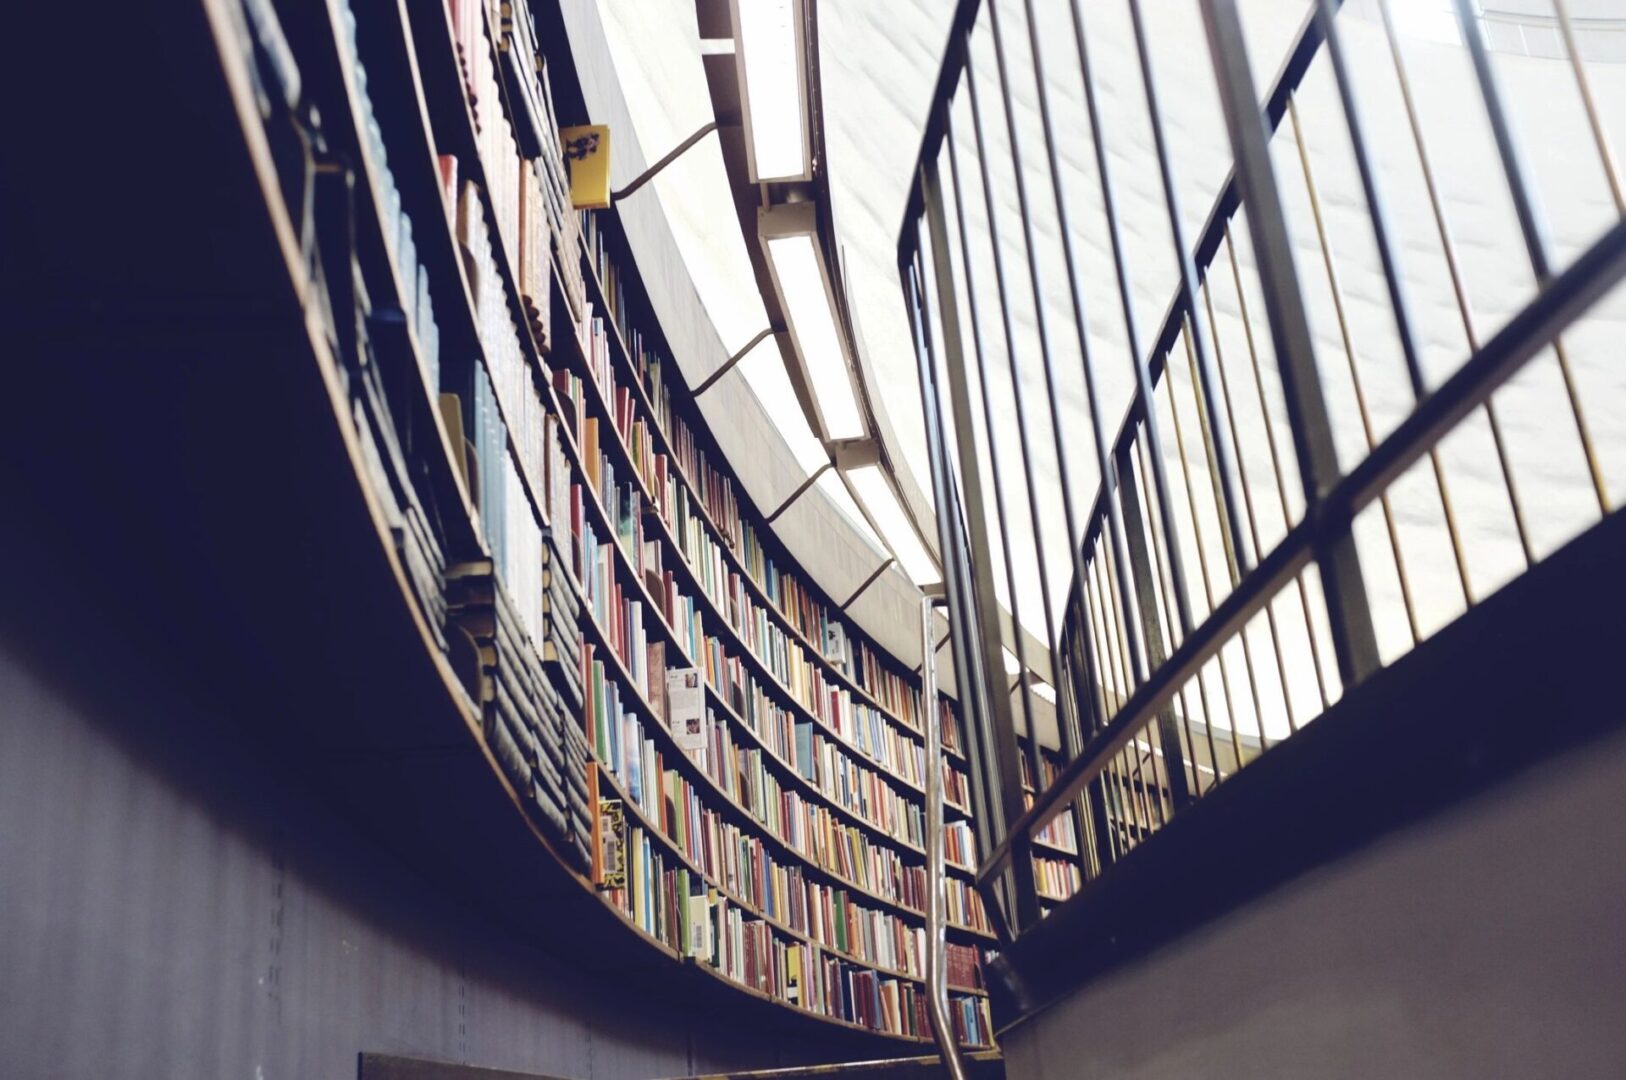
[921,594,969,1080]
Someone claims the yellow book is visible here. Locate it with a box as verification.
[561,124,612,209]
[786,946,802,1005]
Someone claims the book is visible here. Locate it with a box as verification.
[646,641,667,721]
[560,124,611,209]
[597,793,626,890]
[667,666,705,758]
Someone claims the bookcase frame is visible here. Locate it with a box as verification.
[184,0,1001,1048]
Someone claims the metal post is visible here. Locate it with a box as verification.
[918,146,1040,932]
[1197,0,1381,688]
[903,243,1011,940]
[1115,443,1192,809]
[922,596,970,1080]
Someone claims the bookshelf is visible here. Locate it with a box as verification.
[1016,737,1085,910]
[198,0,997,1049]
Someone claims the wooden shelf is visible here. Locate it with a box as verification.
[580,561,992,913]
[562,318,976,846]
[22,0,996,1050]
[592,757,984,998]
[563,350,990,889]
[218,0,999,1037]
[576,250,963,756]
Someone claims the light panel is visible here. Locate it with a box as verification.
[737,334,828,474]
[765,231,866,440]
[815,470,883,553]
[735,0,809,182]
[847,464,939,586]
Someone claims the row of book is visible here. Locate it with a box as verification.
[943,821,977,872]
[559,389,976,856]
[459,0,581,361]
[946,877,993,935]
[577,214,940,737]
[945,941,984,992]
[739,522,927,734]
[431,6,998,1026]
[561,267,964,802]
[710,649,969,814]
[446,558,591,868]
[602,826,989,1041]
[254,0,457,658]
[450,174,554,527]
[1033,855,1082,904]
[591,682,933,978]
[950,995,996,1049]
[335,0,443,394]
[591,674,940,915]
[665,592,949,854]
[1020,750,1080,855]
[349,263,451,655]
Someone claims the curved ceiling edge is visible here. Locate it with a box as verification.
[556,0,932,669]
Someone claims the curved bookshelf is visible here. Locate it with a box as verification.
[547,316,978,885]
[574,251,968,765]
[557,320,977,859]
[205,0,1000,1048]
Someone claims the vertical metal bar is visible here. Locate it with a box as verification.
[1115,441,1193,809]
[1168,329,1253,763]
[1451,0,1551,281]
[1137,426,1224,782]
[903,241,1003,923]
[920,596,969,1080]
[969,1,1107,846]
[1067,591,1120,877]
[1142,729,1170,828]
[1126,0,1254,580]
[1098,530,1137,714]
[918,138,1041,931]
[1286,97,1422,647]
[1450,0,1609,516]
[920,264,1013,947]
[1087,553,1124,707]
[1135,433,1215,790]
[1079,566,1112,727]
[1376,0,1535,569]
[1198,0,1381,688]
[938,103,1047,833]
[1203,278,1299,736]
[1183,305,1273,751]
[998,0,1149,687]
[1312,0,1474,610]
[1068,0,1200,648]
[1553,0,1625,215]
[1223,228,1329,714]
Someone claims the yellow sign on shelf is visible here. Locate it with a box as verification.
[560,124,611,209]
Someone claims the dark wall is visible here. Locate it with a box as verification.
[999,724,1626,1080]
[0,528,855,1080]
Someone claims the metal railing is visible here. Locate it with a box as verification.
[920,595,969,1080]
[898,0,1626,945]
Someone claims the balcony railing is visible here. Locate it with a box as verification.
[898,0,1625,949]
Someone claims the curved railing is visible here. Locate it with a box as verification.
[898,0,1625,947]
